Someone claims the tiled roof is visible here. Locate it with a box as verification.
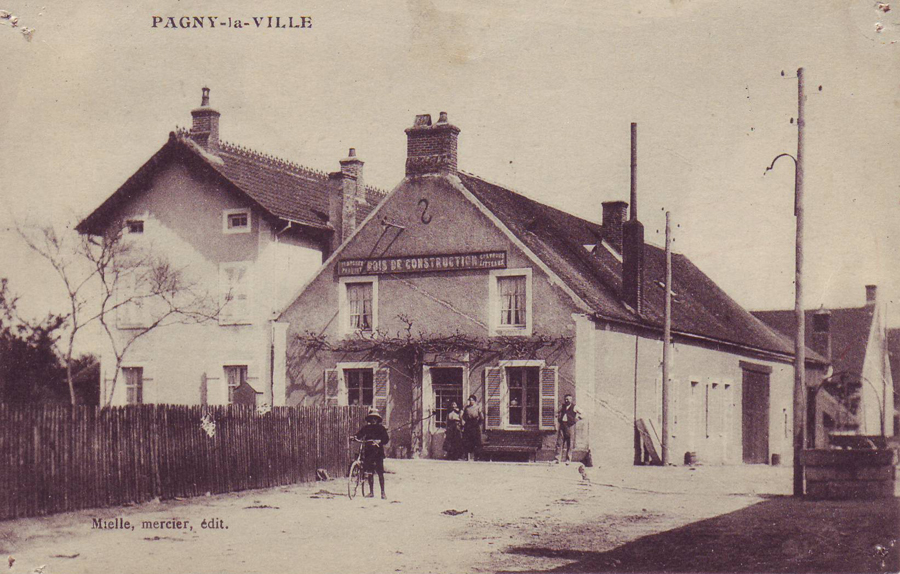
[77,131,387,234]
[753,307,875,376]
[459,172,814,360]
[213,138,333,229]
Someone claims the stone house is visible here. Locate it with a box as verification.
[76,88,384,407]
[275,112,829,466]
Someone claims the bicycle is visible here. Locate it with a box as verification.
[348,437,378,499]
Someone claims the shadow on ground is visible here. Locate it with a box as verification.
[500,496,900,573]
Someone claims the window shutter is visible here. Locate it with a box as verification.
[374,367,390,419]
[539,366,558,430]
[324,369,339,407]
[485,367,504,429]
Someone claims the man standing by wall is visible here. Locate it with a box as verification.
[556,394,581,464]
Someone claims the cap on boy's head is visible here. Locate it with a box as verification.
[365,406,382,422]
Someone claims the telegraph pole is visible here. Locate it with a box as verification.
[661,211,672,466]
[793,67,806,497]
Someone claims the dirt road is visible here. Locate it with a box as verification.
[1,460,897,573]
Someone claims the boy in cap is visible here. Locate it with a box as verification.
[355,406,390,499]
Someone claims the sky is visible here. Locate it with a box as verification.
[2,0,899,352]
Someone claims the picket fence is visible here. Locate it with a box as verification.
[0,404,368,521]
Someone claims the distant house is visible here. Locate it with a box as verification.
[754,285,896,441]
[275,112,828,466]
[76,88,385,407]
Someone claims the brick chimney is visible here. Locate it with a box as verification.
[622,123,644,315]
[601,201,628,253]
[404,112,460,176]
[810,309,832,362]
[190,87,220,151]
[339,148,365,243]
[865,284,877,307]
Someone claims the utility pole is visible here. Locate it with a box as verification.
[661,211,672,466]
[793,67,806,497]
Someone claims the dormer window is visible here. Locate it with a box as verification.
[126,219,144,234]
[223,209,251,234]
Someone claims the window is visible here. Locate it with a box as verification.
[224,365,247,404]
[507,366,540,426]
[124,367,143,405]
[223,209,251,234]
[339,277,378,336]
[489,269,532,336]
[116,271,150,329]
[219,262,251,324]
[347,283,373,331]
[126,219,144,234]
[431,368,463,428]
[346,369,374,406]
[499,276,527,327]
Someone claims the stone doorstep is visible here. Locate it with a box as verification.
[805,479,895,500]
[805,465,896,482]
[799,448,897,467]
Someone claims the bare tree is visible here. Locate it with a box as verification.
[20,224,222,406]
[18,225,99,404]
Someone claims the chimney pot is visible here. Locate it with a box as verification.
[348,147,356,158]
[190,87,220,151]
[865,284,877,306]
[405,112,460,176]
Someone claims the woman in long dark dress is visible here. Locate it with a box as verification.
[443,402,464,460]
[461,395,484,461]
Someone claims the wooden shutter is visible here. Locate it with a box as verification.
[324,369,339,407]
[539,366,558,430]
[374,367,390,419]
[485,367,504,429]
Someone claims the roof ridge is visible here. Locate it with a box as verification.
[174,126,328,180]
[458,170,602,229]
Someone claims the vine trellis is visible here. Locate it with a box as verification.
[295,315,573,373]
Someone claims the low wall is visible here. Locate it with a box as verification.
[800,449,897,499]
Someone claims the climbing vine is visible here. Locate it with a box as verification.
[295,314,573,372]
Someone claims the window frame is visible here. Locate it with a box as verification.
[222,208,252,234]
[497,359,546,430]
[125,219,145,234]
[223,364,248,405]
[334,361,380,407]
[219,261,253,325]
[338,276,379,337]
[345,368,375,407]
[428,366,466,430]
[489,268,533,336]
[122,366,144,405]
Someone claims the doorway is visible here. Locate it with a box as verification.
[741,368,770,464]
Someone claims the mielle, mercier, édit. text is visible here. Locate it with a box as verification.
[151,16,311,29]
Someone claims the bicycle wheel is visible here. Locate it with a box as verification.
[348,461,362,499]
[361,471,372,498]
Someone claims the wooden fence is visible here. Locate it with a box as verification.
[0,404,368,521]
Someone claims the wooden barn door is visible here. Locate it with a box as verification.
[741,369,770,464]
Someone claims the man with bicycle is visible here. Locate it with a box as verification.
[354,406,390,499]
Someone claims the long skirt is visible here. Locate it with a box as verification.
[443,422,464,460]
[462,421,482,454]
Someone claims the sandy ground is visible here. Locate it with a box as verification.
[0,460,897,574]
